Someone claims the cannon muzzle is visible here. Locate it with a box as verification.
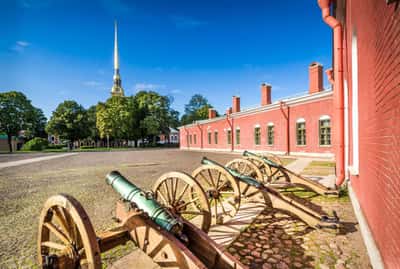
[106,171,183,236]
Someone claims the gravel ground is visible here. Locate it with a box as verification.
[0,149,237,267]
[0,149,370,268]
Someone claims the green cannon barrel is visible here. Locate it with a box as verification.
[106,171,182,235]
[201,157,263,189]
[243,150,280,168]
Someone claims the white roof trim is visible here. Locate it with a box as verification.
[296,118,306,123]
[319,115,331,120]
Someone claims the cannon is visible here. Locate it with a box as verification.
[37,171,246,269]
[192,157,340,230]
[241,151,339,196]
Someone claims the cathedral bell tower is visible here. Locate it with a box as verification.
[111,21,124,97]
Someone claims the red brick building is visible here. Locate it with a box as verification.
[321,0,400,268]
[179,63,334,158]
[180,0,399,267]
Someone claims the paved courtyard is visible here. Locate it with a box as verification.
[0,149,370,268]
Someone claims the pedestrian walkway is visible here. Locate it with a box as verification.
[285,158,312,174]
[0,153,78,169]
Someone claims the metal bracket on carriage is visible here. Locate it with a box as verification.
[321,210,340,223]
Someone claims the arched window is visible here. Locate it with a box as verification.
[214,130,218,144]
[296,118,306,145]
[208,131,212,144]
[267,122,274,145]
[319,115,331,146]
[193,134,197,144]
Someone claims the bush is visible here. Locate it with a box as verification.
[80,145,95,149]
[21,137,49,151]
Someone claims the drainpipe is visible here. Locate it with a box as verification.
[183,127,189,149]
[317,0,345,186]
[279,101,290,155]
[195,123,203,149]
[225,115,234,152]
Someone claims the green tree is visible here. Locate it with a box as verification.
[86,105,99,140]
[135,91,179,144]
[0,91,37,152]
[181,94,215,125]
[25,107,47,139]
[46,100,89,144]
[96,96,131,143]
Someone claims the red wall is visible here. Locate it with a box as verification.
[343,1,400,267]
[180,95,333,156]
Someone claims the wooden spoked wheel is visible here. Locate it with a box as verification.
[152,171,212,233]
[244,156,290,184]
[225,158,264,198]
[191,165,241,225]
[38,194,101,269]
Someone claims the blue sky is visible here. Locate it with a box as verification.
[0,0,332,119]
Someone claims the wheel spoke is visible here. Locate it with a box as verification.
[176,197,199,210]
[172,178,179,203]
[52,207,71,240]
[207,169,216,187]
[179,210,205,216]
[215,172,222,189]
[214,198,218,223]
[218,198,228,216]
[156,190,169,205]
[175,183,190,203]
[217,178,230,191]
[162,181,171,204]
[198,171,213,188]
[44,222,71,245]
[41,241,66,251]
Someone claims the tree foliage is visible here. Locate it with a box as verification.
[181,94,215,125]
[96,96,131,140]
[0,91,43,152]
[46,100,89,142]
[95,91,179,146]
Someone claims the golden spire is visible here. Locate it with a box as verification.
[111,20,124,97]
[114,20,119,70]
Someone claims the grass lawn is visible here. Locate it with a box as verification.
[302,160,336,176]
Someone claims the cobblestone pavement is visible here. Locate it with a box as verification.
[227,197,371,269]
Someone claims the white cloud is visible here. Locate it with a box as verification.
[135,83,166,92]
[10,40,30,53]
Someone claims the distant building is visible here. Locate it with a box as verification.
[179,63,333,158]
[159,128,180,144]
[110,21,124,97]
[48,134,61,145]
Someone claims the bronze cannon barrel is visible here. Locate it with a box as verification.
[243,150,280,168]
[106,171,183,236]
[201,157,263,189]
